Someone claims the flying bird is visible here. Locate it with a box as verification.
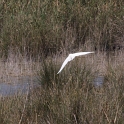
[57,52,94,74]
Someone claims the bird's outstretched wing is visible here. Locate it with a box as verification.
[73,52,94,57]
[57,54,74,74]
[57,52,94,74]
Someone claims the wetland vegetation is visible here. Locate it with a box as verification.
[0,0,124,123]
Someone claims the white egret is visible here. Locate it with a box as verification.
[57,52,94,74]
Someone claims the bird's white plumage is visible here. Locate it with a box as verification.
[57,52,94,74]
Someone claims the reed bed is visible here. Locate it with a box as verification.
[0,0,124,123]
[0,51,123,124]
[0,0,123,58]
[0,51,41,84]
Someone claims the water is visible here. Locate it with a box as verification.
[0,76,38,96]
[0,75,104,96]
[93,76,104,87]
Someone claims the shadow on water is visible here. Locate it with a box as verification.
[0,76,39,96]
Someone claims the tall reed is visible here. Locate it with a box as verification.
[0,51,124,123]
[0,0,123,58]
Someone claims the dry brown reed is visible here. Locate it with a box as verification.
[0,50,123,123]
[0,0,123,123]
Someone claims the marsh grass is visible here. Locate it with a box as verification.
[0,50,41,84]
[0,0,124,123]
[0,51,123,123]
[0,0,124,58]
